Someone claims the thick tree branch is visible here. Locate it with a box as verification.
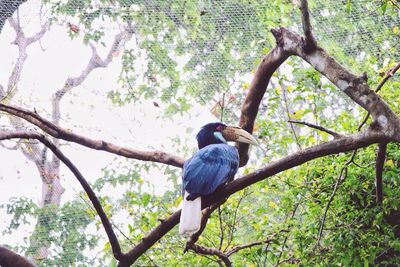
[271,27,400,137]
[0,103,185,167]
[237,46,289,166]
[237,7,400,166]
[120,129,389,265]
[0,130,123,260]
[358,61,400,131]
[288,120,342,139]
[0,246,36,267]
[375,143,387,204]
[299,0,317,52]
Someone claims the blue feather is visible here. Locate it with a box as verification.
[183,143,239,200]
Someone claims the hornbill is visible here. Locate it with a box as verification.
[179,122,257,236]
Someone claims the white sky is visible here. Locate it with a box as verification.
[0,0,216,247]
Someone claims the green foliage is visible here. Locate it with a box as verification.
[3,0,400,266]
[1,197,102,266]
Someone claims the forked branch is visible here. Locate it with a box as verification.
[0,103,185,167]
[0,130,123,260]
[300,0,317,52]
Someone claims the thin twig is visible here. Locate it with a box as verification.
[280,79,302,150]
[218,207,224,251]
[224,190,249,250]
[315,150,357,247]
[288,120,342,139]
[189,244,232,267]
[375,62,400,93]
[276,204,299,263]
[226,230,288,257]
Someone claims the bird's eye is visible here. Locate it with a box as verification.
[216,125,224,131]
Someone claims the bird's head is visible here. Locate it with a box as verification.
[196,122,257,149]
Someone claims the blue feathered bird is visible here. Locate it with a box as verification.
[179,122,257,236]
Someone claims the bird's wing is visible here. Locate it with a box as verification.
[183,144,239,196]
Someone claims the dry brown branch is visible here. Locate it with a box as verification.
[120,128,389,266]
[375,143,387,204]
[237,46,289,166]
[271,26,400,133]
[0,103,185,167]
[375,62,400,93]
[358,62,400,131]
[188,244,232,267]
[0,245,37,267]
[299,0,317,52]
[0,130,123,260]
[288,120,342,139]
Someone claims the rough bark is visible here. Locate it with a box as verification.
[0,246,37,267]
[0,103,185,167]
[237,46,289,166]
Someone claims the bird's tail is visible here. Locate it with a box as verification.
[179,191,202,237]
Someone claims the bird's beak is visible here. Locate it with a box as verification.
[222,126,258,145]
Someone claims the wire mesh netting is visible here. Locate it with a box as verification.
[0,0,400,266]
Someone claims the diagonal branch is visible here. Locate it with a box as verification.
[358,62,400,131]
[25,21,49,45]
[271,26,400,135]
[0,103,185,167]
[50,26,135,168]
[288,120,342,139]
[188,244,231,267]
[315,150,357,248]
[375,62,400,93]
[120,128,389,265]
[0,130,123,260]
[237,46,289,166]
[0,245,36,267]
[375,143,387,204]
[237,4,400,166]
[225,230,287,257]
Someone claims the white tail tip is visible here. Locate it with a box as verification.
[179,191,202,237]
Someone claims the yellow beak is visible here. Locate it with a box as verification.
[222,126,258,145]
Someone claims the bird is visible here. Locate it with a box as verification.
[179,122,257,237]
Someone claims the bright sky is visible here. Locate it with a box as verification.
[0,0,216,247]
